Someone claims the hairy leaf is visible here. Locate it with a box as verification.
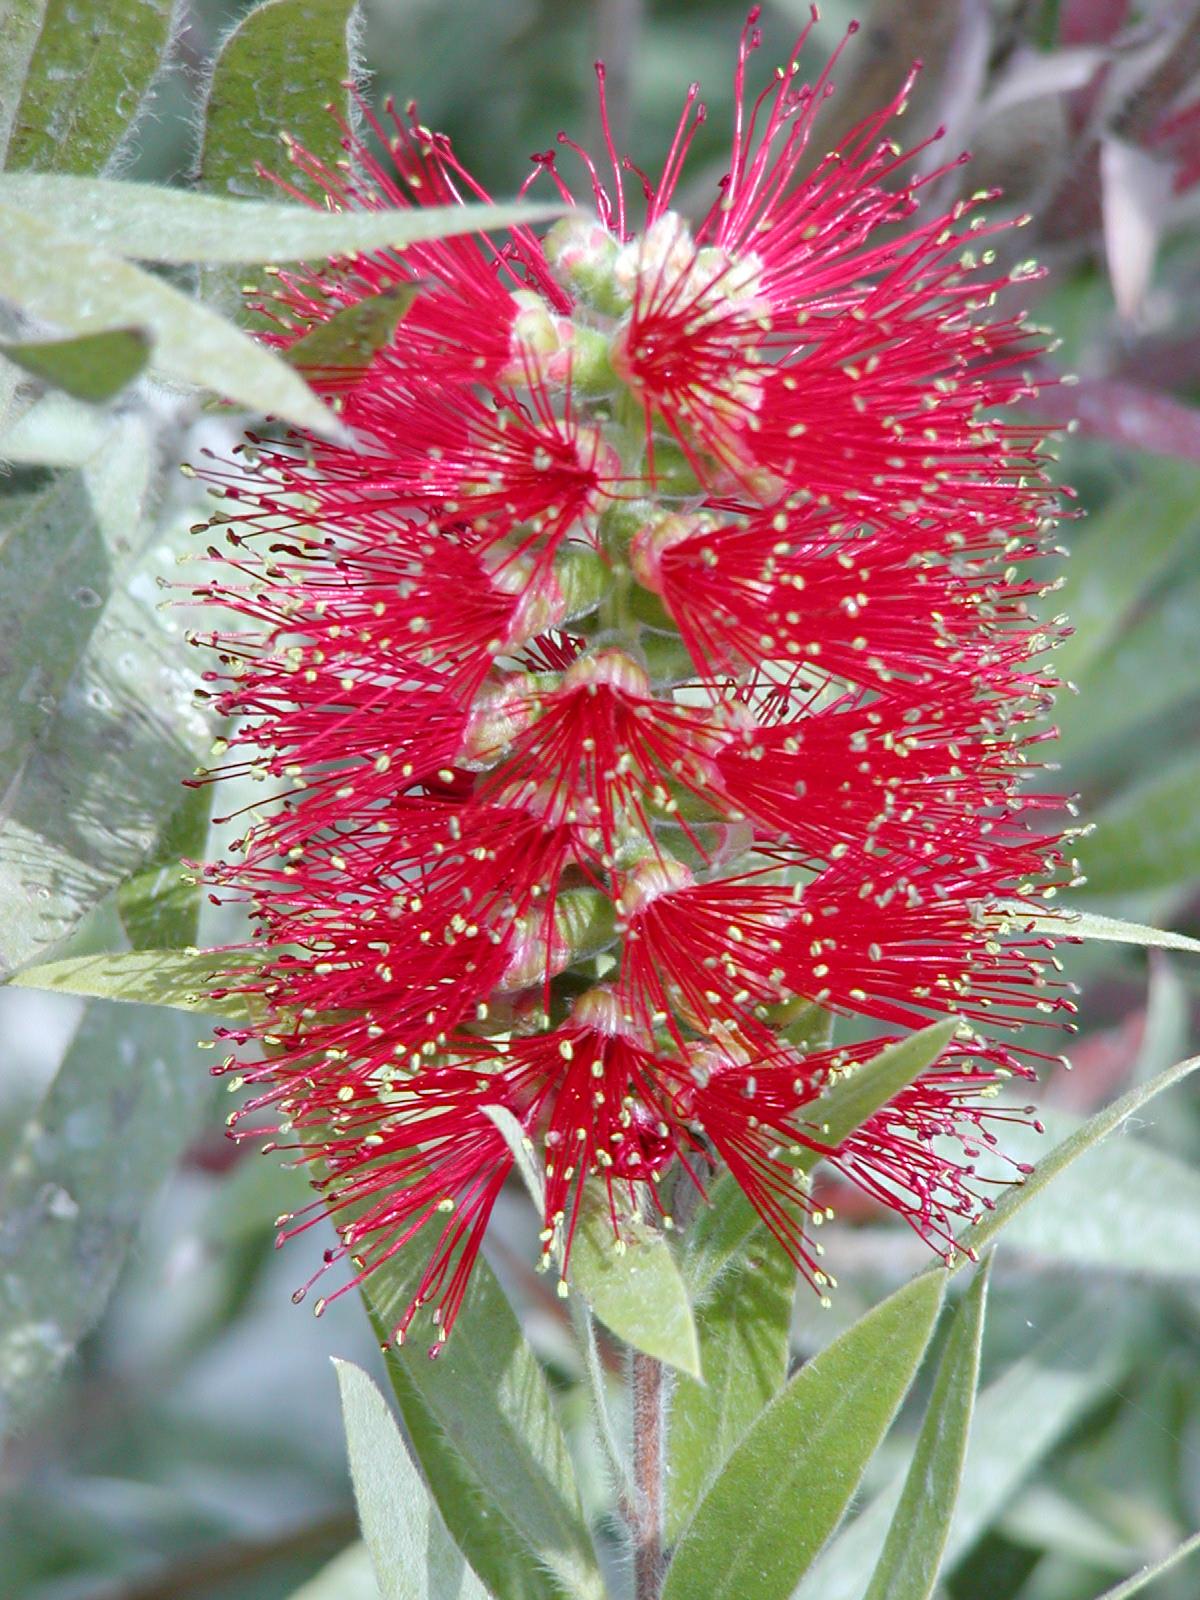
[485,1101,702,1377]
[0,327,151,401]
[794,1301,1136,1600]
[997,905,1200,957]
[0,200,343,437]
[0,173,567,264]
[0,0,49,163]
[0,1001,212,1436]
[116,781,212,949]
[569,1207,701,1378]
[333,1360,493,1600]
[9,949,253,1016]
[364,1259,603,1600]
[953,1051,1200,1264]
[200,0,360,203]
[863,1261,991,1600]
[4,0,174,175]
[662,1272,945,1600]
[666,1236,793,1540]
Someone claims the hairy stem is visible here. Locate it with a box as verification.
[631,1348,667,1600]
[571,1297,635,1515]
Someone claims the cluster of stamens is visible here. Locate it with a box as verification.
[187,10,1078,1352]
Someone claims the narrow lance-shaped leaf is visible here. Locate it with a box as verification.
[116,780,212,949]
[4,0,174,176]
[377,1349,565,1600]
[362,1257,605,1600]
[200,0,360,202]
[0,545,213,975]
[793,1298,1138,1600]
[863,1258,991,1600]
[197,0,361,318]
[569,1207,702,1379]
[951,1049,1200,1267]
[666,1235,794,1540]
[0,466,112,797]
[0,201,344,438]
[0,327,151,402]
[0,1001,212,1438]
[1080,754,1200,896]
[683,1017,959,1302]
[333,1359,493,1600]
[662,1271,946,1600]
[1091,1530,1200,1600]
[997,904,1200,957]
[0,0,49,162]
[0,173,568,263]
[9,949,254,1017]
[980,1108,1200,1280]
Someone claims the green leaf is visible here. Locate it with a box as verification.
[200,0,360,203]
[1092,1529,1200,1600]
[0,1000,212,1436]
[682,1018,959,1303]
[998,905,1200,957]
[1053,458,1200,686]
[1135,953,1190,1083]
[569,1206,702,1378]
[116,782,212,949]
[8,949,251,1016]
[1054,573,1200,763]
[379,1358,566,1600]
[952,1049,1200,1266]
[287,1543,381,1600]
[0,200,344,438]
[197,0,362,318]
[0,467,112,798]
[0,472,213,975]
[666,1236,794,1540]
[793,1302,1136,1600]
[1080,754,1200,896]
[364,1256,604,1600]
[0,173,567,263]
[979,1108,1200,1279]
[814,1018,961,1150]
[284,287,420,374]
[0,327,151,401]
[4,0,174,176]
[862,1260,991,1600]
[0,386,112,463]
[661,1271,946,1600]
[333,1360,494,1600]
[0,0,48,164]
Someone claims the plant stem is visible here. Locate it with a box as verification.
[631,1348,666,1600]
[571,1296,636,1514]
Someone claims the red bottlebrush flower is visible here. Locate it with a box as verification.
[194,8,1078,1349]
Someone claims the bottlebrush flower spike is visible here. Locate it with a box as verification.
[191,6,1079,1353]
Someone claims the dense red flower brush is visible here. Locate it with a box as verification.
[191,7,1079,1353]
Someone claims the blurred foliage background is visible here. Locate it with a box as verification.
[2,1,1200,1597]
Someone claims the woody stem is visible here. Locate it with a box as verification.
[630,1348,667,1600]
